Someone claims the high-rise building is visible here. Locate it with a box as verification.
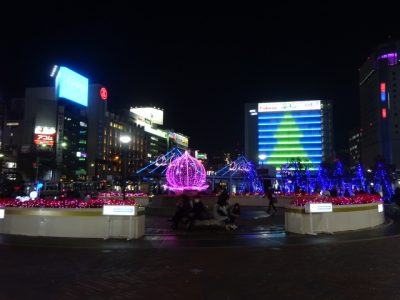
[348,127,363,168]
[3,66,109,182]
[359,40,400,169]
[245,100,334,172]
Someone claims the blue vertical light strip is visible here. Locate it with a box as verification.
[380,82,386,102]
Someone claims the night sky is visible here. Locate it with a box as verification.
[2,6,400,158]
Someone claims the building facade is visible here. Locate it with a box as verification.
[2,67,111,182]
[359,40,400,169]
[348,127,363,168]
[245,100,334,172]
[129,107,189,163]
[1,67,191,186]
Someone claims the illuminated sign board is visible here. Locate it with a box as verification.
[144,127,167,139]
[55,66,89,106]
[103,205,136,216]
[35,126,56,134]
[196,153,206,159]
[195,150,207,160]
[169,132,189,147]
[258,100,321,112]
[76,152,87,158]
[305,203,333,213]
[34,126,56,147]
[130,107,164,125]
[34,134,55,146]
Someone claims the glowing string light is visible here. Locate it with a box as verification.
[165,151,208,191]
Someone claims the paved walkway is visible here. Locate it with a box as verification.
[0,206,398,249]
[1,206,400,299]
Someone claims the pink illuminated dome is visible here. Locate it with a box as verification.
[165,151,208,191]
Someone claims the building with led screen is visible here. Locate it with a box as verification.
[6,66,108,182]
[359,40,400,169]
[245,100,334,172]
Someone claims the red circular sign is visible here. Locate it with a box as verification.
[100,87,108,101]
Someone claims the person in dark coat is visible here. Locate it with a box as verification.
[187,197,207,230]
[217,188,230,206]
[266,187,277,215]
[171,194,193,230]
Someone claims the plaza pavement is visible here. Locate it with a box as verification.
[1,206,400,299]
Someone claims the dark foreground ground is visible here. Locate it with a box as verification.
[1,206,400,300]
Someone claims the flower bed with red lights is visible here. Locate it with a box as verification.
[290,194,382,207]
[0,198,136,209]
[285,193,385,234]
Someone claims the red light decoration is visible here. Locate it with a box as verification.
[100,87,108,100]
[0,198,136,208]
[381,108,387,119]
[290,193,382,207]
[380,83,386,92]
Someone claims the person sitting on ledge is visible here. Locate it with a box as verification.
[187,197,207,230]
[214,197,236,230]
[227,203,240,229]
[171,194,193,230]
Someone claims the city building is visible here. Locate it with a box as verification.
[129,107,189,162]
[245,100,334,172]
[1,98,24,180]
[348,127,363,168]
[99,111,145,181]
[359,40,400,169]
[2,66,110,182]
[1,66,191,188]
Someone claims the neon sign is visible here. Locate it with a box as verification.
[380,82,386,102]
[100,87,108,100]
[229,161,250,172]
[34,134,55,146]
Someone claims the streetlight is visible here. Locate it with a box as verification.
[0,153,4,184]
[258,154,267,191]
[258,154,267,168]
[120,135,131,201]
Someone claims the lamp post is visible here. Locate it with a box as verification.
[258,154,267,191]
[258,154,267,169]
[120,135,131,201]
[0,153,4,185]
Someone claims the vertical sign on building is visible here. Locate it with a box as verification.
[56,106,65,164]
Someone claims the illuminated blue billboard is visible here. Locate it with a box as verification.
[258,100,323,170]
[55,67,88,106]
